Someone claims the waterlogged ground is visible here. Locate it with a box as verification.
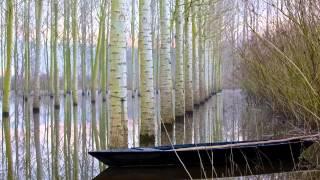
[0,89,317,179]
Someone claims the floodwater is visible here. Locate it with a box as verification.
[0,89,318,179]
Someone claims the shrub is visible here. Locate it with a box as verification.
[240,0,320,128]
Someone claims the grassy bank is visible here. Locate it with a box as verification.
[240,1,320,129]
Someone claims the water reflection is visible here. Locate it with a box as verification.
[0,89,316,179]
[94,164,312,180]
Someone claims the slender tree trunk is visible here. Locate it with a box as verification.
[106,1,111,146]
[0,4,3,93]
[192,1,200,142]
[159,0,174,145]
[80,0,87,95]
[13,1,19,176]
[155,0,161,146]
[138,0,155,147]
[71,0,79,178]
[175,0,185,144]
[184,0,193,113]
[53,0,59,107]
[90,13,103,103]
[3,0,14,178]
[50,0,55,97]
[130,0,136,147]
[63,1,72,179]
[191,2,200,107]
[198,1,207,142]
[72,0,78,105]
[51,0,60,178]
[100,0,107,96]
[198,2,205,103]
[33,0,43,179]
[99,0,108,152]
[174,0,185,116]
[214,3,222,93]
[64,0,71,96]
[23,0,30,99]
[33,0,42,109]
[109,0,129,148]
[184,0,193,143]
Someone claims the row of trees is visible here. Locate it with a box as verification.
[1,0,227,179]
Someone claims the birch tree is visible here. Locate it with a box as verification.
[23,0,30,99]
[139,0,155,147]
[99,0,108,152]
[3,0,14,179]
[72,0,78,104]
[184,0,193,113]
[63,1,72,179]
[191,1,199,101]
[33,0,42,110]
[192,1,200,142]
[80,0,87,94]
[91,3,106,103]
[184,0,193,143]
[109,0,129,148]
[198,1,205,103]
[51,2,60,178]
[174,0,185,114]
[52,0,59,107]
[64,0,71,96]
[159,0,174,144]
[23,0,31,178]
[34,0,43,178]
[175,0,185,144]
[71,0,79,178]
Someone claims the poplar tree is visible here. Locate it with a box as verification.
[139,0,156,147]
[3,0,14,179]
[108,0,129,148]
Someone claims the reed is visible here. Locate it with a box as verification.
[240,0,320,128]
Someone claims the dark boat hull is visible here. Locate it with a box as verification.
[89,139,314,168]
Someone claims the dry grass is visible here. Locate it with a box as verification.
[239,0,320,129]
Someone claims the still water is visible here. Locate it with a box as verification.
[0,89,317,179]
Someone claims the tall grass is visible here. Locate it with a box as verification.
[240,0,320,129]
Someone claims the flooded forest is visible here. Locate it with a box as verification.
[1,0,320,179]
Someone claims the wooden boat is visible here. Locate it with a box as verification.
[89,135,318,169]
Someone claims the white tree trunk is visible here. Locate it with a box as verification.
[198,3,205,103]
[184,0,193,112]
[183,0,193,143]
[34,0,43,179]
[80,0,87,94]
[109,0,129,148]
[175,0,185,144]
[192,3,200,105]
[159,0,174,145]
[139,0,155,147]
[175,0,185,117]
[72,0,78,105]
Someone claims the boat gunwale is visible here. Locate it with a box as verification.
[89,134,319,154]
